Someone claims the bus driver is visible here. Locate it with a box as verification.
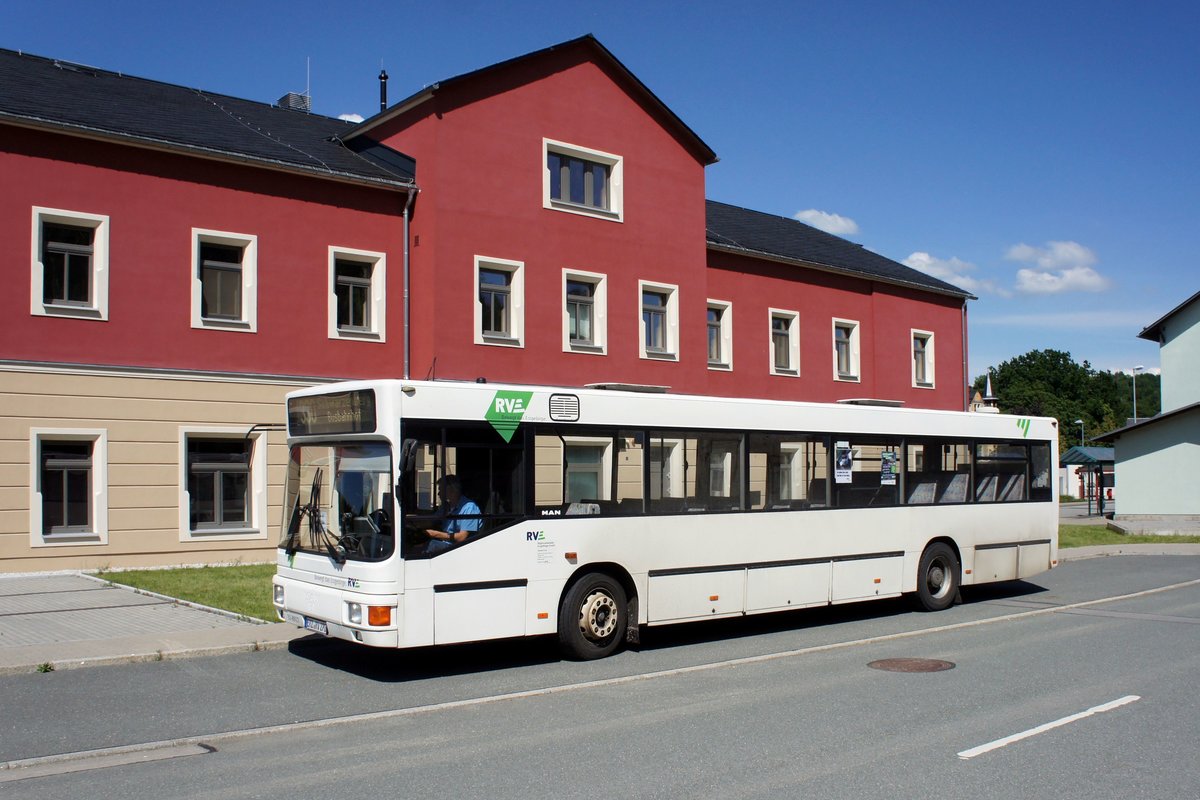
[424,475,482,553]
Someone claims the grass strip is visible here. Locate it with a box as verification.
[1058,524,1200,548]
[97,563,277,622]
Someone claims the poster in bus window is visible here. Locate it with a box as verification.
[880,451,897,485]
[835,441,853,484]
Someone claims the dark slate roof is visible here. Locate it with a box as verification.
[350,34,718,167]
[0,48,415,188]
[1138,290,1200,342]
[705,200,973,299]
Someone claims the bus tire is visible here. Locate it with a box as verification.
[915,542,959,612]
[559,573,626,660]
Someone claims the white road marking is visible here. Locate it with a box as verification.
[2,577,1195,775]
[957,695,1141,760]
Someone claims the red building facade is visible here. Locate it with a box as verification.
[0,37,970,571]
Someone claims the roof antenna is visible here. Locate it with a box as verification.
[379,65,389,112]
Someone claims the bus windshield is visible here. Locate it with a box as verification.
[280,442,394,562]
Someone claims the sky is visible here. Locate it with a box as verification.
[4,0,1195,379]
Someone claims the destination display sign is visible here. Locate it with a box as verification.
[288,390,377,436]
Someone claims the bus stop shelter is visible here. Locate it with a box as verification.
[1060,445,1115,517]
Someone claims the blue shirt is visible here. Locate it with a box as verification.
[426,497,481,553]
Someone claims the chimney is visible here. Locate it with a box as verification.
[277,91,311,113]
[379,69,389,112]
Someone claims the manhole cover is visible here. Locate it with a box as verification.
[868,658,955,673]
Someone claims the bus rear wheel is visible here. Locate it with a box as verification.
[559,573,626,660]
[916,542,960,612]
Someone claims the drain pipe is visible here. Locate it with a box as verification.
[961,299,969,411]
[402,185,418,380]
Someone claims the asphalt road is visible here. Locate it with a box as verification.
[2,555,1197,799]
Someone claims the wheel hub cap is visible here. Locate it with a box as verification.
[579,591,617,640]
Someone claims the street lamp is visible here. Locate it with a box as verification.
[1074,419,1085,446]
[1132,365,1145,422]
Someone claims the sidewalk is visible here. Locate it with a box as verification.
[3,545,1199,675]
[0,573,306,676]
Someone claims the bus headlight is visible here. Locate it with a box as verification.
[273,585,285,606]
[348,602,363,625]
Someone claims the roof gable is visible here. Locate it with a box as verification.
[705,200,973,299]
[1138,290,1200,342]
[347,35,717,167]
[0,48,415,188]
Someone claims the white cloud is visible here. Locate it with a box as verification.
[1006,240,1110,294]
[793,209,859,235]
[338,113,365,123]
[1006,241,1097,270]
[903,252,1010,297]
[1014,266,1110,294]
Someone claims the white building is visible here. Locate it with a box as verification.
[1098,291,1200,530]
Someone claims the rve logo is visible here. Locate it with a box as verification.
[526,531,546,542]
[485,390,534,443]
[1016,418,1031,438]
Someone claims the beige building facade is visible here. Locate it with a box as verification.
[1,365,324,573]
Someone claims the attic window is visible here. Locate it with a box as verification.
[543,139,623,222]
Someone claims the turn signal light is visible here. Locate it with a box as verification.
[709,595,719,601]
[537,612,549,620]
[368,606,392,626]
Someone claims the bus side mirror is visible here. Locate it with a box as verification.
[399,438,418,474]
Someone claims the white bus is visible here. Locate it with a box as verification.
[273,379,1058,659]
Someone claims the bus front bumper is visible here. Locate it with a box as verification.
[273,576,399,648]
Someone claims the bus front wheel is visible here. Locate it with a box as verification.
[916,542,960,612]
[559,573,626,660]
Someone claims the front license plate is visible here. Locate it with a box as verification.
[284,611,328,635]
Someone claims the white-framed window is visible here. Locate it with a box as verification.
[31,207,110,320]
[29,429,108,547]
[833,318,861,382]
[649,439,684,500]
[563,437,614,502]
[474,256,524,347]
[769,309,800,376]
[912,329,936,388]
[562,269,607,354]
[328,247,386,341]
[639,280,679,360]
[543,138,623,222]
[178,427,268,541]
[706,299,733,370]
[191,229,257,332]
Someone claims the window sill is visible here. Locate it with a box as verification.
[546,199,622,223]
[836,374,861,383]
[332,328,383,343]
[183,527,265,542]
[914,382,936,390]
[197,317,254,333]
[707,362,732,371]
[480,335,523,348]
[641,349,678,362]
[35,532,103,547]
[567,343,606,355]
[38,303,104,320]
[771,368,800,377]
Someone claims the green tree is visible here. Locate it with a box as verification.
[972,349,1160,453]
